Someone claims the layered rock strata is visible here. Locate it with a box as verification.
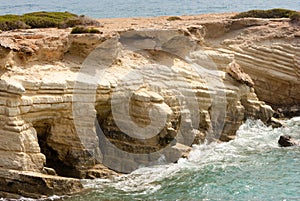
[0,13,298,198]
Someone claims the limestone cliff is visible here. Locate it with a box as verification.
[0,13,298,198]
[199,17,300,116]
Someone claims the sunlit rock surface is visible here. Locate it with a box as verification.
[1,13,298,197]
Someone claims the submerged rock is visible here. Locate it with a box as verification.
[278,135,300,147]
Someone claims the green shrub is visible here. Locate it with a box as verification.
[290,12,300,23]
[0,11,100,31]
[232,8,300,20]
[88,27,101,33]
[71,26,101,34]
[21,11,76,28]
[71,26,87,33]
[167,16,182,21]
[60,15,101,28]
[0,14,29,31]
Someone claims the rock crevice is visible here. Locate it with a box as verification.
[1,13,298,198]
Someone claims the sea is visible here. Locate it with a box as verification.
[1,1,300,201]
[0,0,299,18]
[65,118,300,201]
[7,118,300,201]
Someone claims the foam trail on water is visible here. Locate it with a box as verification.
[81,118,300,194]
[4,118,300,200]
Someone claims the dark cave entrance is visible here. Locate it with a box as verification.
[33,120,79,178]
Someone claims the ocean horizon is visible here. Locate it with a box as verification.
[0,0,299,18]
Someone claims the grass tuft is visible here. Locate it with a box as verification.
[166,16,182,21]
[289,12,300,23]
[71,26,101,34]
[232,8,300,22]
[0,11,100,31]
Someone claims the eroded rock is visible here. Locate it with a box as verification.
[226,61,254,87]
[1,14,297,198]
[0,168,83,199]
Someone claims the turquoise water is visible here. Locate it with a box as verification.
[46,118,300,201]
[0,0,299,18]
[1,2,300,200]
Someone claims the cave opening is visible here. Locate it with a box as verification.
[33,120,79,178]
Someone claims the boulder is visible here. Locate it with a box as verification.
[278,135,300,147]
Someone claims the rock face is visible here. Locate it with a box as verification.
[215,19,300,115]
[0,168,83,199]
[0,13,298,198]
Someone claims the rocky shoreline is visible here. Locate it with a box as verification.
[0,13,299,198]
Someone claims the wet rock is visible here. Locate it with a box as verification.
[267,117,284,128]
[278,135,300,147]
[275,105,300,118]
[85,164,120,179]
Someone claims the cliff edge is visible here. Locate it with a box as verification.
[0,12,299,198]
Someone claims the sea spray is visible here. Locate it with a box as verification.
[70,118,300,201]
[7,118,300,201]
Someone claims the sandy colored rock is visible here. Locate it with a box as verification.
[0,168,83,199]
[0,12,298,198]
[226,61,254,87]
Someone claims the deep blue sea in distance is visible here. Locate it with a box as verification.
[0,0,299,18]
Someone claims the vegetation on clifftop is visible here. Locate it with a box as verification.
[166,16,182,21]
[71,26,101,34]
[0,11,100,31]
[232,8,300,22]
